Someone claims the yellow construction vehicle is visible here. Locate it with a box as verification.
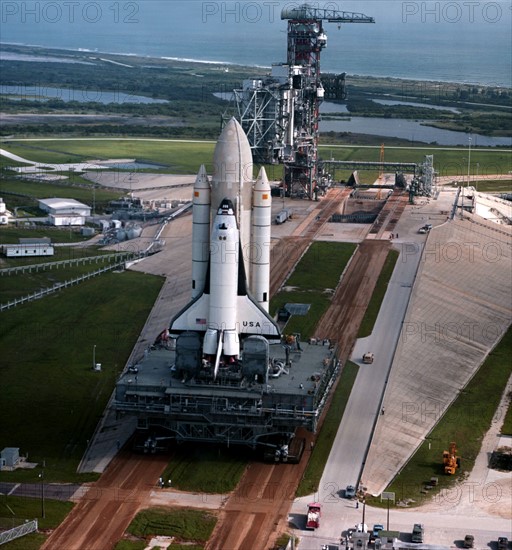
[442,441,460,474]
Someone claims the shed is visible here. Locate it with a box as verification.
[0,447,20,470]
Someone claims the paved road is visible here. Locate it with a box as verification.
[0,482,84,501]
[319,236,423,499]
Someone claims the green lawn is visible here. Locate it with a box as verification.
[270,242,357,339]
[358,249,399,337]
[0,249,137,302]
[1,140,216,174]
[472,179,512,193]
[123,507,216,546]
[0,174,121,213]
[0,270,164,482]
[160,445,249,494]
[0,496,73,550]
[501,393,512,436]
[2,140,510,181]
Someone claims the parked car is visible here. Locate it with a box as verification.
[418,224,432,234]
[345,485,356,499]
[463,534,474,548]
[128,365,139,373]
[370,524,384,543]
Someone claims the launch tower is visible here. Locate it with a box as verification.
[233,3,374,198]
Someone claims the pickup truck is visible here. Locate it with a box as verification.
[412,523,424,543]
[306,502,321,530]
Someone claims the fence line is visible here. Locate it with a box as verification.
[0,253,146,312]
[0,519,38,546]
[0,253,136,277]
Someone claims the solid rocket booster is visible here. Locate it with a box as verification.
[250,167,271,311]
[191,164,210,298]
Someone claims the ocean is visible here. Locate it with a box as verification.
[1,0,511,87]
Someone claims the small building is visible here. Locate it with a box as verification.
[38,198,91,226]
[0,197,11,224]
[2,237,54,257]
[0,447,20,470]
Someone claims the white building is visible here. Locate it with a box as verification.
[0,197,11,225]
[0,448,20,470]
[3,237,54,257]
[38,198,91,226]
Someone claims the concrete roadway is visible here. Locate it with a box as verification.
[318,236,424,500]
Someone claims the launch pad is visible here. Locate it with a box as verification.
[115,338,338,449]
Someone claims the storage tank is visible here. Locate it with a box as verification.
[125,224,142,240]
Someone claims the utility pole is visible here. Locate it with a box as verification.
[39,470,45,518]
[467,135,472,188]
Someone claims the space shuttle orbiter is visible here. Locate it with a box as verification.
[169,118,280,362]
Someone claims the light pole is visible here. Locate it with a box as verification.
[39,470,45,518]
[93,344,96,370]
[361,495,366,527]
[467,135,472,188]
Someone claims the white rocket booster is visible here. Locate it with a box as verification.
[191,164,210,298]
[250,167,271,311]
[170,118,279,358]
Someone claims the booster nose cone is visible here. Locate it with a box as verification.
[254,166,271,192]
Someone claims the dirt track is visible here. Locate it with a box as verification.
[41,451,168,550]
[205,428,314,550]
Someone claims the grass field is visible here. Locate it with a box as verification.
[471,179,512,193]
[0,173,121,213]
[0,496,73,550]
[2,139,510,181]
[160,444,249,494]
[1,139,216,174]
[0,242,137,302]
[0,270,164,482]
[0,225,93,245]
[358,249,399,338]
[270,242,357,339]
[118,507,217,549]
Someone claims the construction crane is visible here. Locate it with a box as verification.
[280,4,375,198]
[230,4,374,199]
[442,441,461,474]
